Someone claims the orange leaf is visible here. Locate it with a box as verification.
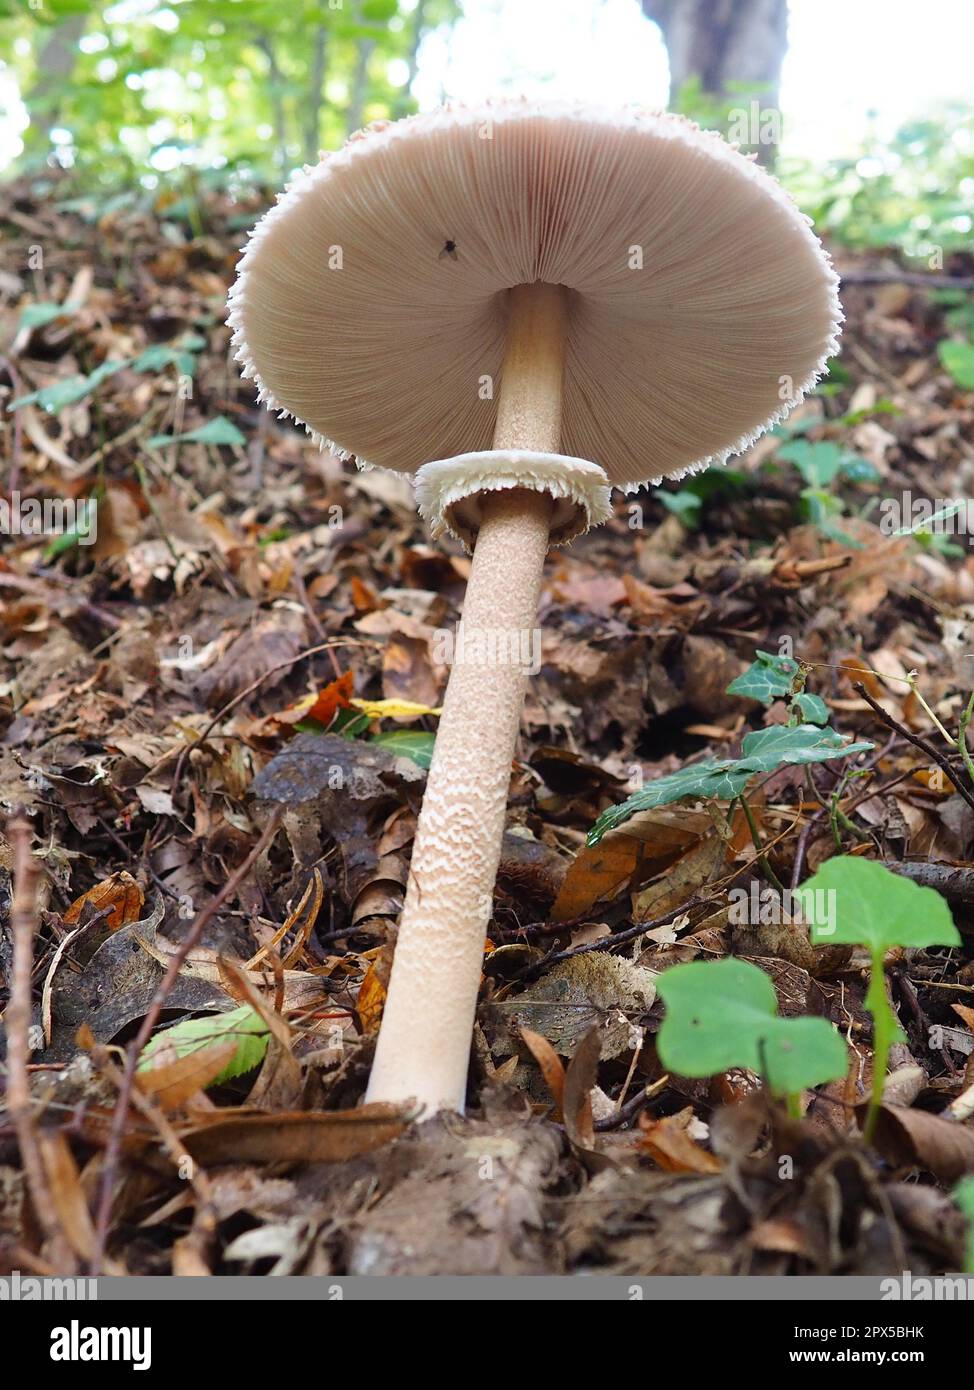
[64,870,144,931]
[638,1108,722,1174]
[356,958,387,1035]
[304,670,355,726]
[520,1026,566,1119]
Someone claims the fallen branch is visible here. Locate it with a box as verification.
[853,682,974,816]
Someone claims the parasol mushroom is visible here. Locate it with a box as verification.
[228,101,841,1114]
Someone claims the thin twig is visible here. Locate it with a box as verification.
[853,681,974,815]
[3,813,65,1259]
[169,638,376,796]
[93,1048,218,1258]
[736,791,786,893]
[594,1076,669,1132]
[515,900,700,980]
[89,808,283,1273]
[839,268,974,290]
[958,692,974,789]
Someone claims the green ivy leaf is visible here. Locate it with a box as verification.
[370,728,436,770]
[588,725,873,844]
[147,415,246,448]
[726,650,799,706]
[778,440,859,487]
[138,1004,269,1084]
[796,856,961,952]
[792,692,829,726]
[10,360,125,413]
[656,958,848,1097]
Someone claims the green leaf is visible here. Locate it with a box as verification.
[939,339,974,390]
[892,501,967,536]
[588,725,874,844]
[147,415,246,448]
[778,440,855,487]
[370,728,436,770]
[726,650,799,706]
[955,1177,974,1273]
[18,301,80,330]
[792,692,829,726]
[796,856,961,952]
[138,1004,270,1084]
[656,959,848,1098]
[655,489,702,526]
[10,360,125,413]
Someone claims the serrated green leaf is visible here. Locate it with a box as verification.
[796,856,961,952]
[726,650,798,706]
[370,728,436,770]
[147,415,246,448]
[656,959,848,1097]
[138,1004,270,1084]
[588,725,874,844]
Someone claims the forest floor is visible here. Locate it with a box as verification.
[1,172,974,1277]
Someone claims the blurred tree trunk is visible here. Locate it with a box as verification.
[27,14,86,147]
[644,0,787,162]
[304,26,330,163]
[394,0,428,116]
[256,35,289,169]
[346,2,377,136]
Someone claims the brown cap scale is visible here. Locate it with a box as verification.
[229,100,841,1114]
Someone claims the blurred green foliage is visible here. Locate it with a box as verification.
[674,78,974,261]
[0,0,458,188]
[1,6,972,272]
[784,107,974,260]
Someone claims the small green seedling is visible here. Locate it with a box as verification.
[656,958,848,1119]
[796,856,960,1141]
[772,439,878,548]
[138,1004,270,1085]
[955,1177,974,1274]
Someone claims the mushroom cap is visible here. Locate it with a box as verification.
[229,100,841,489]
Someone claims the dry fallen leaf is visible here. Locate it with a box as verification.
[520,1025,566,1119]
[181,1105,413,1165]
[63,870,144,931]
[638,1107,722,1174]
[866,1103,974,1181]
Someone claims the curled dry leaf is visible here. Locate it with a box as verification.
[135,1040,239,1111]
[63,869,144,931]
[638,1107,722,1175]
[561,1026,615,1172]
[866,1103,974,1182]
[180,1104,413,1166]
[519,1025,566,1120]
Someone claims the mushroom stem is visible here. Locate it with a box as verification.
[365,282,569,1113]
